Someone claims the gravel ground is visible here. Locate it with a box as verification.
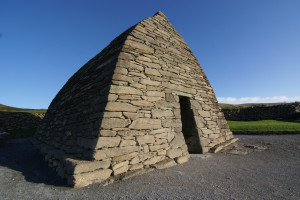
[0,135,300,200]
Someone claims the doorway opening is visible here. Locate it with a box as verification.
[179,96,202,154]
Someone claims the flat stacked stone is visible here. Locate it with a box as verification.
[34,11,236,188]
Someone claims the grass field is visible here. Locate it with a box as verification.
[0,104,46,113]
[227,120,300,132]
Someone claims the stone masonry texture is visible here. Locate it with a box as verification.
[34,11,236,188]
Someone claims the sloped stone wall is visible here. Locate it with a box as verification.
[34,11,235,188]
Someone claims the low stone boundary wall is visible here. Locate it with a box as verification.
[233,131,300,135]
[222,103,300,121]
[0,112,45,131]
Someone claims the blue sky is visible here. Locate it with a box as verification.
[1,0,299,109]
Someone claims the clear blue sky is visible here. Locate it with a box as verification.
[1,0,299,109]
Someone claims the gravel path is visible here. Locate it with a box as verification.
[0,135,300,200]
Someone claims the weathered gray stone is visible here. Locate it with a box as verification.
[198,110,211,118]
[131,100,153,107]
[130,118,162,130]
[166,148,182,159]
[110,85,143,95]
[153,159,176,169]
[136,56,152,62]
[120,140,136,147]
[149,143,168,151]
[69,169,112,188]
[124,40,154,53]
[105,102,139,112]
[143,156,165,165]
[99,130,117,137]
[149,128,171,134]
[112,152,138,162]
[162,82,196,94]
[100,112,123,118]
[129,163,144,171]
[162,119,182,128]
[145,68,161,76]
[146,91,165,97]
[64,158,111,175]
[142,96,163,102]
[94,146,139,160]
[100,118,130,129]
[78,136,121,149]
[118,52,135,60]
[170,133,186,148]
[140,79,161,86]
[136,135,155,145]
[113,161,129,175]
[152,109,174,118]
[123,112,144,118]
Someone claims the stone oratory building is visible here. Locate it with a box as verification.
[34,11,237,188]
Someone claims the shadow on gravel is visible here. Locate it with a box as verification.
[0,138,67,187]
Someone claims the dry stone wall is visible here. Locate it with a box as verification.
[222,103,300,121]
[0,112,45,131]
[34,11,235,188]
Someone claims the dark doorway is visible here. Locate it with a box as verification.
[179,96,202,153]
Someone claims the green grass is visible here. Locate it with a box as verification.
[7,128,36,138]
[0,104,46,114]
[227,120,300,132]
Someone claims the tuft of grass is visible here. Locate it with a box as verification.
[227,120,300,132]
[7,128,36,138]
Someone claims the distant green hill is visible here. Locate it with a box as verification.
[0,104,47,113]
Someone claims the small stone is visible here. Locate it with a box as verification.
[131,100,153,107]
[198,110,211,118]
[137,56,152,62]
[129,163,144,171]
[69,169,112,188]
[100,118,131,129]
[124,40,154,53]
[130,118,162,130]
[114,67,128,75]
[143,156,165,165]
[64,159,111,175]
[146,91,165,97]
[152,159,176,169]
[112,152,138,162]
[120,140,136,147]
[110,85,143,95]
[105,102,139,112]
[99,130,117,137]
[152,109,174,118]
[136,135,155,145]
[94,146,139,160]
[113,161,129,175]
[140,79,161,86]
[78,136,121,149]
[149,143,168,151]
[166,148,182,159]
[175,155,189,164]
[145,68,161,76]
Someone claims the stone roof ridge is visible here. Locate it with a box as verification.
[153,11,169,21]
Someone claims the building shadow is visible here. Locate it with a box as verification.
[0,138,68,187]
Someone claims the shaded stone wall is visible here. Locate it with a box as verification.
[0,112,45,131]
[34,11,235,188]
[222,103,300,121]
